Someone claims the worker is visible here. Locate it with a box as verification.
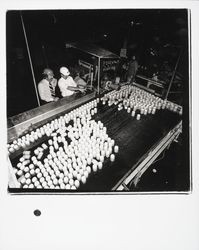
[101,73,120,92]
[58,66,85,97]
[38,68,59,104]
[118,58,128,82]
[126,55,139,84]
[74,71,87,89]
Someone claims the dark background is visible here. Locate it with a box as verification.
[6,9,189,117]
[6,9,190,192]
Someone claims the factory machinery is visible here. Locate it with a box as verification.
[7,84,182,192]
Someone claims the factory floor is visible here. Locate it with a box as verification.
[130,139,190,192]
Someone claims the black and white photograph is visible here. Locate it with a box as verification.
[1,1,199,250]
[7,9,190,193]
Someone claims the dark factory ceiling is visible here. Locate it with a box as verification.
[7,9,188,51]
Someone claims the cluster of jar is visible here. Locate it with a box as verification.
[12,99,119,190]
[7,98,100,155]
[101,85,132,106]
[100,85,182,120]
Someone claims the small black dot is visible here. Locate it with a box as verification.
[34,209,41,216]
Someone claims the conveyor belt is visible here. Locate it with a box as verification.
[7,91,95,143]
[9,104,181,193]
[78,104,181,191]
[8,86,182,193]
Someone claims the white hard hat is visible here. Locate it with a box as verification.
[60,67,70,76]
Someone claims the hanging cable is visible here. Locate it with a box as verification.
[20,11,41,106]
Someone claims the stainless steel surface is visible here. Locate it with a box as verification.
[7,92,95,143]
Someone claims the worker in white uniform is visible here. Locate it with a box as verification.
[38,68,59,104]
[58,67,84,97]
[74,71,87,92]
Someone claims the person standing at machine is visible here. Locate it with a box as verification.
[126,55,139,84]
[38,68,59,104]
[73,68,87,89]
[58,66,84,97]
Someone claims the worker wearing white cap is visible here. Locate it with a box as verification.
[38,68,59,104]
[58,66,83,97]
